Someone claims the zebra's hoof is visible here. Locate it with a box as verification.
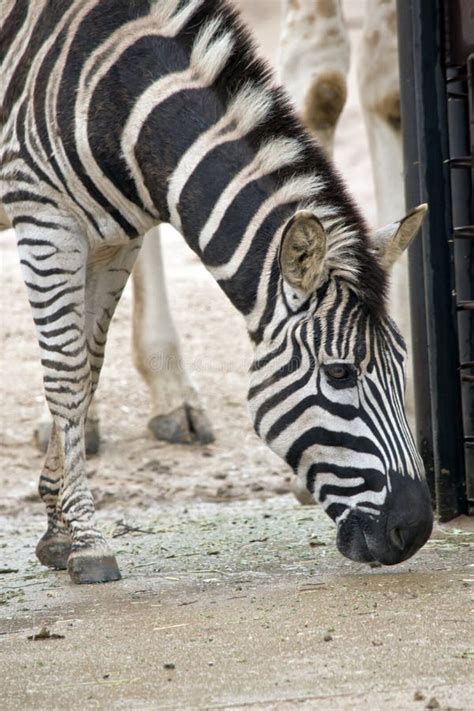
[292,478,316,506]
[36,532,72,570]
[148,404,214,445]
[67,550,121,585]
[34,418,100,456]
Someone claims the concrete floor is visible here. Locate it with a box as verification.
[1,499,473,710]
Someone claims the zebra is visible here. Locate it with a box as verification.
[33,0,411,458]
[0,0,433,585]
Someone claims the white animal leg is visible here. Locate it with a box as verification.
[357,0,403,223]
[357,0,414,422]
[279,0,350,155]
[132,227,214,444]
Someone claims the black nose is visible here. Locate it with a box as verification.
[336,477,433,566]
[389,526,406,550]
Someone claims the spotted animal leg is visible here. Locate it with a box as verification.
[279,0,349,156]
[357,0,414,423]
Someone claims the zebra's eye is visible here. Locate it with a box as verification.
[323,362,357,388]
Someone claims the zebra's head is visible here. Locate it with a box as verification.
[249,204,433,566]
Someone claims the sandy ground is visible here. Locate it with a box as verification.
[1,502,473,710]
[1,1,473,710]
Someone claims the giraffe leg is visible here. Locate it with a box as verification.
[357,0,414,422]
[279,0,349,156]
[132,227,214,445]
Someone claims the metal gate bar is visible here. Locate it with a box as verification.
[397,0,469,520]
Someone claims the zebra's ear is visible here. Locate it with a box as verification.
[279,210,328,293]
[370,203,428,270]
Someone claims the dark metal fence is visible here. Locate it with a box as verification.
[397,0,473,520]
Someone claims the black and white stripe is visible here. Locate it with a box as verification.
[0,0,431,582]
[249,283,422,521]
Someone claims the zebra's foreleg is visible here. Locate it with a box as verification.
[17,221,120,584]
[85,241,143,400]
[51,240,145,584]
[132,228,214,444]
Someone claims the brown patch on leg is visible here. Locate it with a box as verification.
[303,71,347,134]
[376,90,401,131]
[316,0,338,18]
[366,29,380,49]
[387,8,398,34]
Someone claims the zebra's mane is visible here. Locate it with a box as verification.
[171,0,389,316]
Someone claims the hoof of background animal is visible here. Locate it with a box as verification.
[34,421,53,454]
[36,531,72,570]
[34,418,101,456]
[148,404,214,445]
[67,549,121,585]
[291,479,316,506]
[84,419,101,456]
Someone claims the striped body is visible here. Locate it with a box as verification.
[0,0,432,583]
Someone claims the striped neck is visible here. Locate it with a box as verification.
[121,3,381,339]
[1,0,387,338]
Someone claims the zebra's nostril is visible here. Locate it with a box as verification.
[389,527,406,551]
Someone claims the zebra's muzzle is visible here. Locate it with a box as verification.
[336,477,433,565]
[336,511,376,563]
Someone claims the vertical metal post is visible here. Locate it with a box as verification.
[397,0,435,502]
[397,0,467,520]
